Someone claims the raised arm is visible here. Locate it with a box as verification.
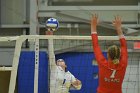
[91,14,106,65]
[46,31,57,69]
[113,16,128,66]
[46,30,58,93]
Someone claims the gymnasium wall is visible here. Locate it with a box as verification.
[1,0,26,24]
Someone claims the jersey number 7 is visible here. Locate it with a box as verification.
[110,70,117,78]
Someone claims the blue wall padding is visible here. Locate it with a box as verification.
[18,51,107,93]
[18,51,48,93]
[56,52,107,93]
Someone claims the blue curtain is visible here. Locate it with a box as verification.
[18,51,48,93]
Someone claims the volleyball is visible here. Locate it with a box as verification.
[46,18,59,31]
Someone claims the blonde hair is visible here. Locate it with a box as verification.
[108,45,120,64]
[112,59,119,64]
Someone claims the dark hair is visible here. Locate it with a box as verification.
[108,45,120,64]
[56,59,65,65]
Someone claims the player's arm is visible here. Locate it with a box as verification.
[91,14,106,64]
[45,18,59,69]
[46,29,58,92]
[113,16,128,66]
[71,75,82,90]
[45,29,58,70]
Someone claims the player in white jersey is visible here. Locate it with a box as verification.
[45,18,82,93]
[50,59,82,93]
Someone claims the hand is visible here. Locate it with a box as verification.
[113,16,122,30]
[45,31,53,35]
[91,14,98,33]
[72,79,81,86]
[112,16,123,35]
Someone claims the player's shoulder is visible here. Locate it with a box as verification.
[66,71,71,74]
[107,63,126,70]
[99,61,108,68]
[55,66,59,70]
[55,66,64,72]
[65,71,74,76]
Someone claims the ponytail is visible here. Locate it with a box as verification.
[108,45,120,65]
[112,59,119,64]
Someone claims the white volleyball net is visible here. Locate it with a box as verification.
[0,35,139,93]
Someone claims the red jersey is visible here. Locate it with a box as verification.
[91,33,128,93]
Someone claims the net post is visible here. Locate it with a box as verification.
[34,38,39,93]
[8,38,26,93]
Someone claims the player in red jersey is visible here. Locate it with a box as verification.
[91,14,128,93]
